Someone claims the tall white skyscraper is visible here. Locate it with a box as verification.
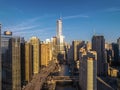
[57,19,62,36]
[56,19,64,46]
[56,18,66,60]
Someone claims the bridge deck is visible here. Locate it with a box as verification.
[52,76,79,81]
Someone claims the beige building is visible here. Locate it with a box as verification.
[29,37,40,74]
[51,36,57,45]
[25,42,33,83]
[108,67,119,77]
[72,40,85,61]
[79,48,97,90]
[86,41,91,50]
[51,37,58,60]
[40,42,52,67]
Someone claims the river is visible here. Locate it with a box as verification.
[55,64,76,90]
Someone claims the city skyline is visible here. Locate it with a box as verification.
[0,0,120,43]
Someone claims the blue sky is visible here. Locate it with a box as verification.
[0,0,120,43]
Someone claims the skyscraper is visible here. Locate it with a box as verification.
[1,32,12,90]
[25,42,33,83]
[29,37,40,74]
[57,19,62,37]
[9,37,21,90]
[117,37,120,56]
[112,43,119,64]
[20,38,25,87]
[56,19,64,50]
[92,35,108,76]
[72,40,85,61]
[40,42,52,67]
[79,48,97,90]
[56,19,66,61]
[0,24,1,90]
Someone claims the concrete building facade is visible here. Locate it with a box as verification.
[25,42,33,83]
[92,35,108,76]
[79,48,97,90]
[29,37,40,74]
[72,40,85,61]
[40,42,52,67]
[9,37,21,90]
[117,37,120,56]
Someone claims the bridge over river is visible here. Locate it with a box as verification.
[52,76,79,82]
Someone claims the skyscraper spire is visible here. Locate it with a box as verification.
[60,13,62,20]
[93,28,96,36]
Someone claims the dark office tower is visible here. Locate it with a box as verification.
[1,33,12,90]
[9,37,21,90]
[0,24,1,90]
[20,38,25,87]
[117,37,120,56]
[112,43,119,65]
[92,35,108,76]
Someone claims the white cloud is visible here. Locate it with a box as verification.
[105,7,120,12]
[63,14,89,19]
[4,17,41,32]
[13,27,55,36]
[4,14,54,32]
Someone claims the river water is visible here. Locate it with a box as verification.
[55,65,76,90]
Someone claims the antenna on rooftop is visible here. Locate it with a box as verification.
[93,28,96,36]
[60,13,62,20]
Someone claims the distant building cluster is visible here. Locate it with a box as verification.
[0,19,120,90]
[0,19,66,90]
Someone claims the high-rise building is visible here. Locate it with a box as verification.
[92,35,108,76]
[56,19,66,61]
[112,43,119,64]
[9,37,21,90]
[0,24,1,90]
[117,37,120,56]
[57,19,64,51]
[72,40,85,61]
[40,42,52,67]
[51,36,57,45]
[79,48,97,90]
[56,19,64,48]
[25,42,33,83]
[20,38,25,87]
[86,41,91,50]
[1,32,13,90]
[29,36,40,74]
[51,37,58,60]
